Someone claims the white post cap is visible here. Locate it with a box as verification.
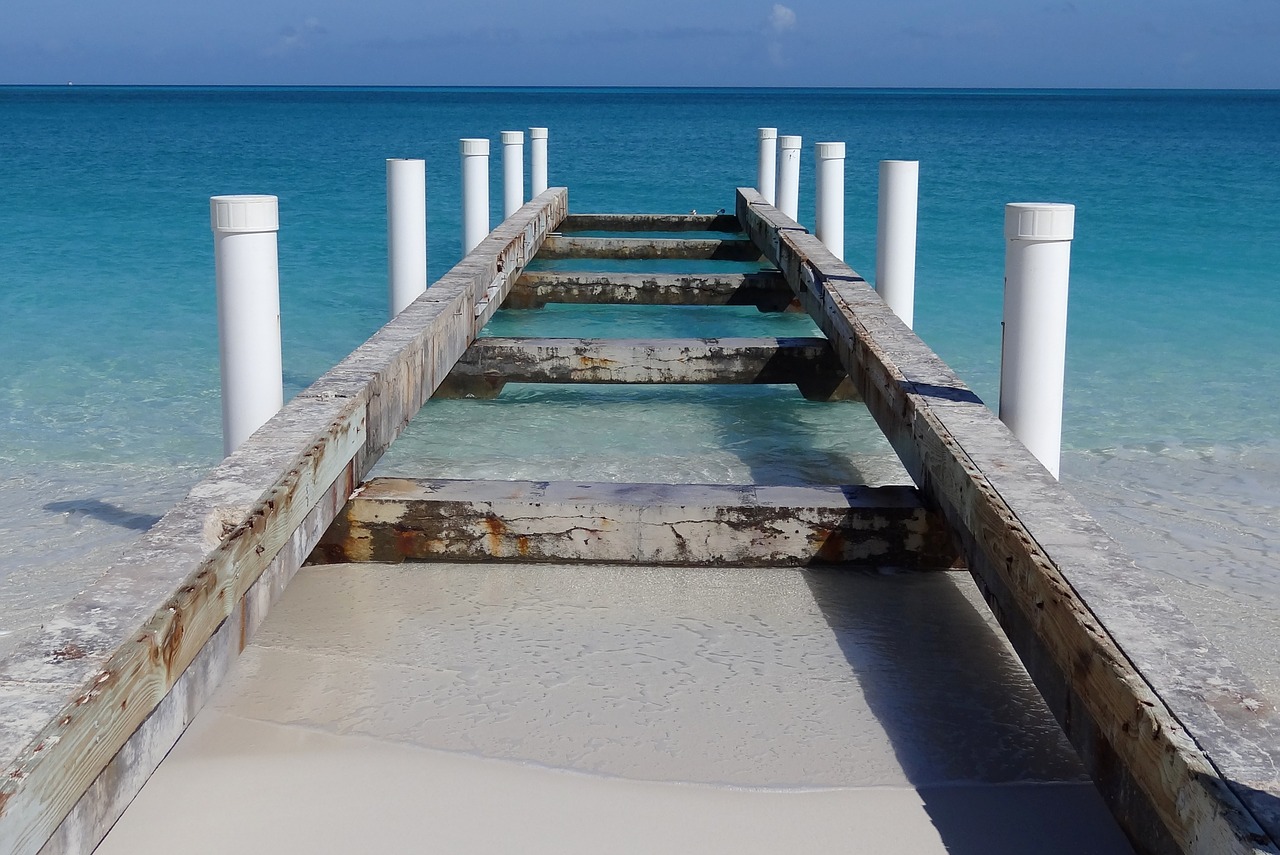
[1005,203,1075,241]
[815,141,846,160]
[501,130,524,145]
[460,138,490,156]
[759,127,778,140]
[529,127,548,139]
[779,134,802,150]
[210,195,279,233]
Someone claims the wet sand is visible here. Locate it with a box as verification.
[98,711,1128,854]
[98,563,1134,854]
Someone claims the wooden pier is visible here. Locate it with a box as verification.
[2,187,1279,854]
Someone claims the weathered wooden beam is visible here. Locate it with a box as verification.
[560,212,741,233]
[434,337,857,402]
[539,235,763,261]
[0,189,570,855]
[503,270,798,311]
[737,186,1280,855]
[310,478,961,569]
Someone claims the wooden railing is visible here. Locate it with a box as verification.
[0,189,568,855]
[736,186,1280,855]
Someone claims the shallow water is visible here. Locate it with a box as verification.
[1,86,1277,666]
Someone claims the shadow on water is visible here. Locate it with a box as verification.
[699,382,902,487]
[696,385,879,485]
[43,498,161,532]
[801,568,1135,853]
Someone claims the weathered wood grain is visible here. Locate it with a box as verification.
[0,398,365,855]
[435,336,857,401]
[504,270,797,311]
[560,212,741,232]
[0,189,568,855]
[737,186,1280,855]
[35,462,355,855]
[310,478,960,569]
[539,235,764,261]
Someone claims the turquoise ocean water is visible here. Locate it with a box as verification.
[1,87,1278,633]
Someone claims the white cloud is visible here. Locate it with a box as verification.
[765,4,796,66]
[769,4,797,34]
[263,17,327,56]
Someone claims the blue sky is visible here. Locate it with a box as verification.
[2,0,1279,87]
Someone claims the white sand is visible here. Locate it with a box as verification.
[98,711,1126,854]
[97,563,1135,854]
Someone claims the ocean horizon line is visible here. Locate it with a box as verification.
[4,83,1280,96]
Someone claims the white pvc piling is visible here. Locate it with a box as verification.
[501,130,524,218]
[876,160,920,328]
[999,202,1076,480]
[777,134,802,221]
[814,141,846,260]
[386,158,427,319]
[757,128,778,205]
[210,194,284,458]
[530,127,548,197]
[460,138,490,254]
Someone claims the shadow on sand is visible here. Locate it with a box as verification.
[798,567,1136,854]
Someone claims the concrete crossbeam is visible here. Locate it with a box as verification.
[504,271,797,311]
[310,478,961,570]
[435,336,858,401]
[560,212,742,232]
[539,235,763,261]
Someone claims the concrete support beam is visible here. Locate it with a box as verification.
[435,336,857,402]
[310,478,962,570]
[560,212,742,233]
[504,271,797,312]
[736,186,1280,855]
[539,235,763,261]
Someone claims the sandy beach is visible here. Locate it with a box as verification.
[98,562,1134,853]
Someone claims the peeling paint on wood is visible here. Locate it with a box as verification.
[310,478,961,569]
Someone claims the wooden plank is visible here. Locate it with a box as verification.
[539,235,764,261]
[310,478,960,569]
[435,336,857,401]
[0,398,366,855]
[0,189,569,855]
[737,186,1280,855]
[504,270,797,311]
[560,212,741,232]
[36,462,354,855]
